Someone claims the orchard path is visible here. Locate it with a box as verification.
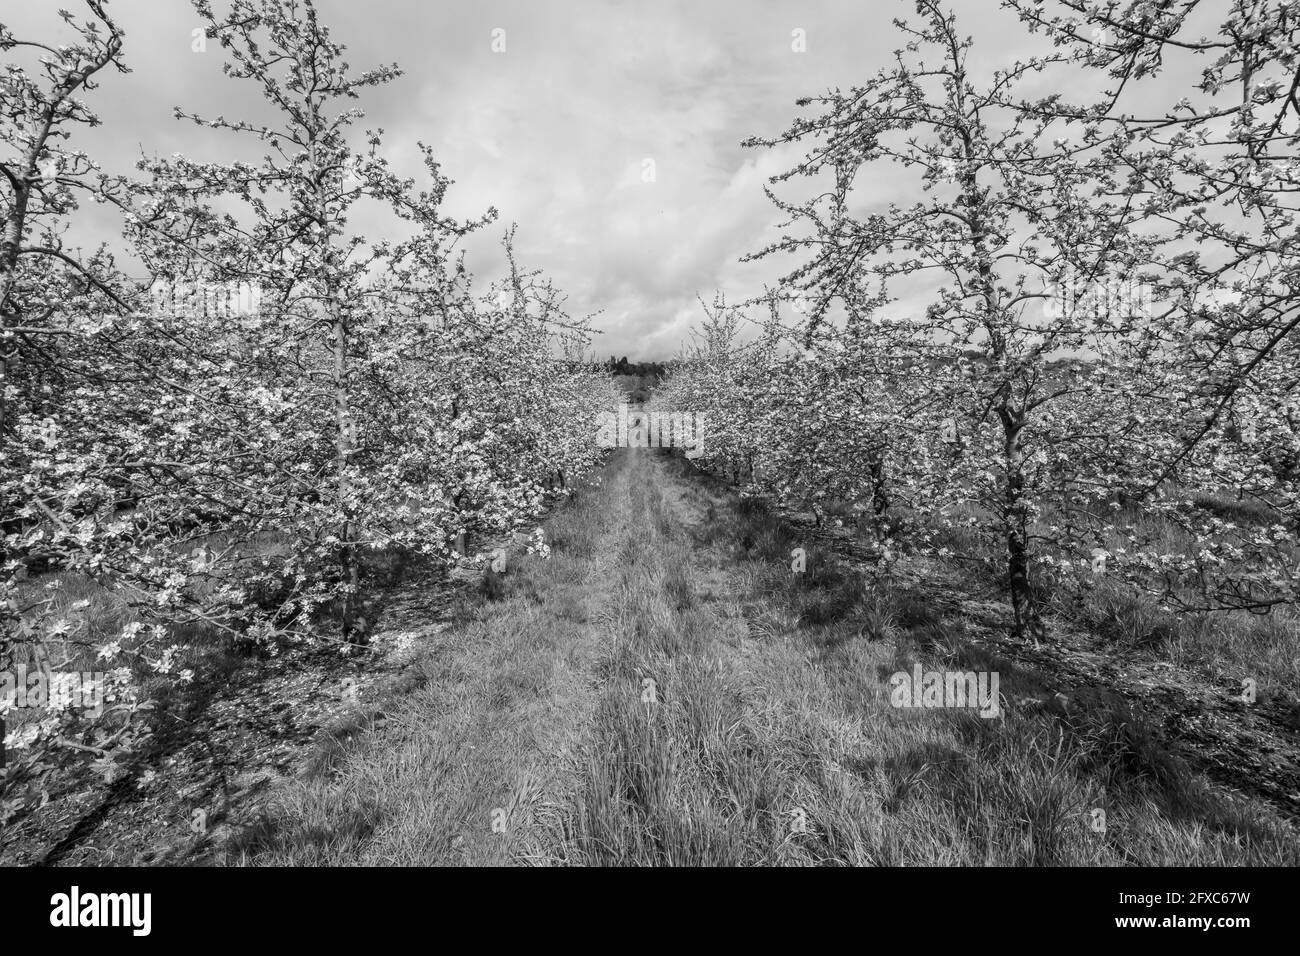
[234,445,1300,866]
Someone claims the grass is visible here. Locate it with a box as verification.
[225,458,626,865]
[0,522,435,852]
[71,445,1296,867]
[567,452,1299,865]
[896,488,1300,720]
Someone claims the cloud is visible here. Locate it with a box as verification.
[4,0,1048,358]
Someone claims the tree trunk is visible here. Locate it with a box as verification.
[333,306,359,641]
[869,451,889,515]
[1001,410,1039,641]
[312,133,359,643]
[0,147,38,441]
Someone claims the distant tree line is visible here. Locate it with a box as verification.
[606,356,668,379]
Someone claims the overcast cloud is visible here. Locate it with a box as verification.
[4,0,1056,359]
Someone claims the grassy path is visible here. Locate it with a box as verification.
[235,447,1300,866]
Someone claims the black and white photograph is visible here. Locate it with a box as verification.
[0,0,1293,931]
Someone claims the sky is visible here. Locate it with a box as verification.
[6,0,1068,359]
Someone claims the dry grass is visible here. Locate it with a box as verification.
[569,453,1299,865]
[215,449,1299,866]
